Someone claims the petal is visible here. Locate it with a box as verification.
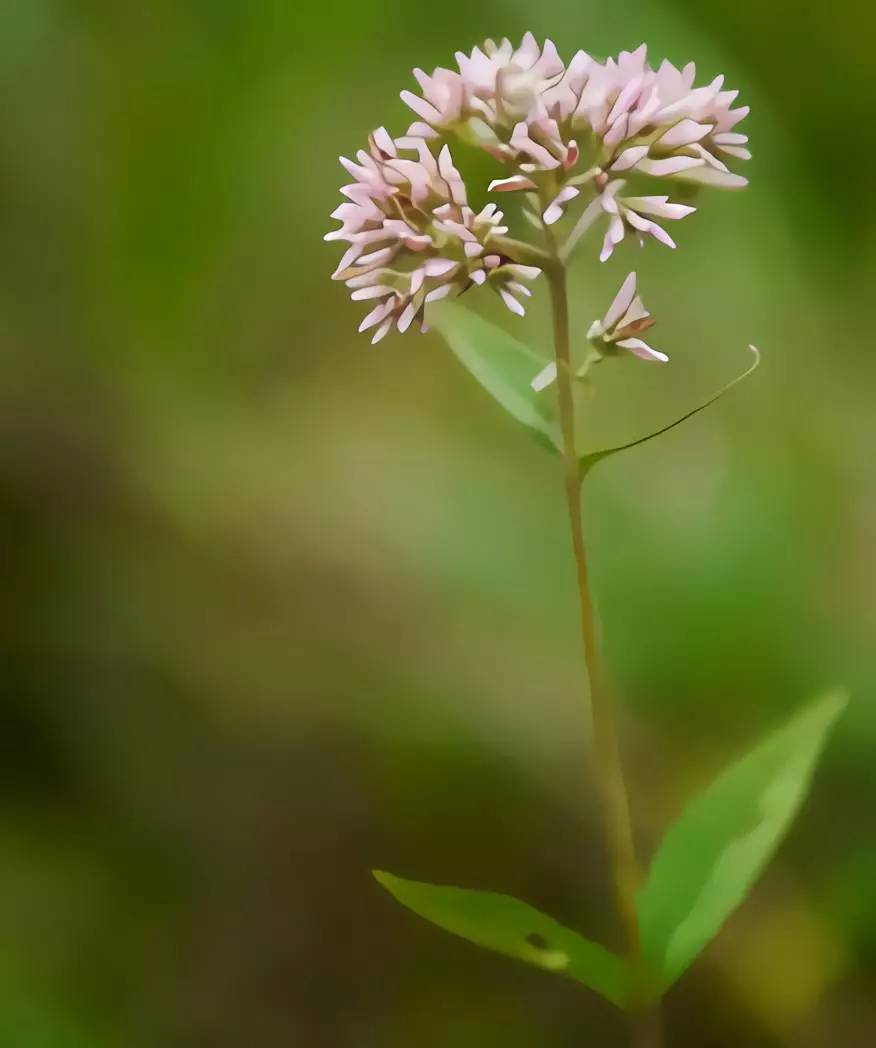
[713,132,749,146]
[623,196,696,220]
[617,295,651,330]
[359,299,395,332]
[400,90,441,123]
[602,113,630,150]
[488,175,538,193]
[371,318,394,344]
[531,361,558,391]
[331,244,362,278]
[543,185,580,225]
[600,216,625,262]
[397,301,419,333]
[616,338,669,362]
[607,75,644,126]
[371,126,397,156]
[406,121,440,139]
[351,285,394,301]
[636,156,705,177]
[611,145,649,172]
[657,119,713,149]
[499,288,526,316]
[503,264,542,282]
[425,284,455,303]
[423,258,458,277]
[688,143,729,172]
[626,212,677,249]
[356,246,396,267]
[676,166,749,189]
[603,272,638,330]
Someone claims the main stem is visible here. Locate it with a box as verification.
[545,260,661,1045]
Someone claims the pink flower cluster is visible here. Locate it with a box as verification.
[326,129,539,342]
[327,35,749,340]
[405,36,749,257]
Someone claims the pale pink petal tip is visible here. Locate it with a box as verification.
[489,175,538,193]
[603,272,638,329]
[543,186,580,226]
[531,361,558,392]
[499,288,526,316]
[617,338,669,362]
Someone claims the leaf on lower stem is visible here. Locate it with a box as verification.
[637,691,847,992]
[579,345,761,476]
[429,301,561,451]
[374,870,629,1005]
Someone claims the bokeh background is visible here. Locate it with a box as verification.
[1,1,874,1045]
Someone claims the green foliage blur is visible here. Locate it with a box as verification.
[1,1,874,1044]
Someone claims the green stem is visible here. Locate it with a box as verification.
[544,258,662,1046]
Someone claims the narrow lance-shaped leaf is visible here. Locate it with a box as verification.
[374,870,629,1006]
[429,300,561,451]
[638,691,847,992]
[580,346,761,476]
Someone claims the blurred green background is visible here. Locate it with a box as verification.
[1,1,874,1045]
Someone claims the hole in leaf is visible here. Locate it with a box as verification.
[526,932,549,950]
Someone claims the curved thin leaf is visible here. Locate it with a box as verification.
[638,691,847,992]
[580,346,760,475]
[374,870,629,1005]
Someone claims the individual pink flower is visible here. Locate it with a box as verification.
[531,270,664,390]
[454,33,565,122]
[325,129,540,341]
[598,181,696,261]
[401,66,470,138]
[401,33,566,149]
[586,271,667,361]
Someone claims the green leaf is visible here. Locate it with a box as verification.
[638,691,847,992]
[429,301,560,450]
[374,870,628,1005]
[580,345,761,475]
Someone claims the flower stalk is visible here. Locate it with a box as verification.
[545,250,661,1045]
[545,259,641,953]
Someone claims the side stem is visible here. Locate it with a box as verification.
[545,260,660,1043]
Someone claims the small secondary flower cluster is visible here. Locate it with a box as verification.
[327,35,749,344]
[532,271,665,390]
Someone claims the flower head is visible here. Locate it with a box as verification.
[328,36,750,342]
[325,129,541,341]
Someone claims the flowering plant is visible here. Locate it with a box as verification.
[326,34,844,1045]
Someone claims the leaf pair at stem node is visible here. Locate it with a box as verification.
[375,692,846,1008]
